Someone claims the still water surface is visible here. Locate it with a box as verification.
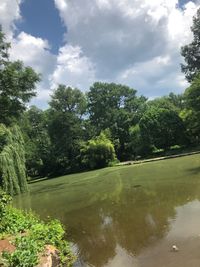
[15,155,200,267]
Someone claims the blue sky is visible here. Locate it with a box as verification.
[16,0,65,53]
[0,0,200,108]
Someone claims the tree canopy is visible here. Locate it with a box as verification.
[181,8,200,82]
[139,106,186,150]
[0,28,40,126]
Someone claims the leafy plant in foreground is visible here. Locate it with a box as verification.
[0,193,75,267]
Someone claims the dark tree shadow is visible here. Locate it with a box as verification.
[186,166,200,175]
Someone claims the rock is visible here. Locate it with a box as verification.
[37,245,60,267]
[172,245,179,252]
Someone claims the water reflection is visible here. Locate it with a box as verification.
[14,155,200,267]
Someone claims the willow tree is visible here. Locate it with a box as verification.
[0,124,28,195]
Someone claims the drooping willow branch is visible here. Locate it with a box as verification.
[0,124,28,195]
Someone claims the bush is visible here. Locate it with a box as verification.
[170,145,181,150]
[0,189,11,218]
[0,192,75,267]
[81,132,117,169]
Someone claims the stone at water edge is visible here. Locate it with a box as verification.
[172,245,179,252]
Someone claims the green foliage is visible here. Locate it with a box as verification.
[184,74,200,112]
[0,27,40,126]
[87,82,147,160]
[0,189,11,218]
[181,8,200,82]
[0,124,28,195]
[139,106,187,150]
[0,206,38,234]
[88,82,138,132]
[180,108,200,144]
[0,193,74,267]
[19,106,51,177]
[50,85,87,116]
[170,145,181,150]
[180,75,200,144]
[48,85,86,176]
[168,92,185,112]
[128,124,149,158]
[3,237,40,267]
[81,132,116,169]
[0,61,40,126]
[147,95,182,112]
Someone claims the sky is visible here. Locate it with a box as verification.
[0,0,200,108]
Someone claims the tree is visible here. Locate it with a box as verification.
[87,82,146,160]
[0,124,28,195]
[184,74,200,112]
[139,106,186,150]
[87,82,137,132]
[50,85,86,117]
[180,109,199,144]
[81,132,116,170]
[128,124,149,158]
[0,27,40,125]
[168,92,185,112]
[180,74,200,143]
[147,96,178,111]
[48,85,87,176]
[20,106,51,177]
[181,8,200,82]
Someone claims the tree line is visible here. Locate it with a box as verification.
[1,7,200,194]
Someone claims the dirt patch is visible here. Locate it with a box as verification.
[0,239,15,253]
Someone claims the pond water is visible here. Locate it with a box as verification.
[15,154,200,267]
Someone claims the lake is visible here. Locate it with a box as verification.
[15,154,200,267]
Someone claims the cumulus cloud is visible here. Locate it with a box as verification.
[0,0,199,107]
[54,0,199,96]
[10,32,56,74]
[117,53,189,98]
[50,44,95,90]
[9,32,57,107]
[0,0,22,38]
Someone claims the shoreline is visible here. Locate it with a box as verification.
[116,151,200,166]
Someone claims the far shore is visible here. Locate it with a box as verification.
[116,150,200,166]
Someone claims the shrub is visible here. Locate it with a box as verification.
[0,189,11,218]
[81,132,117,169]
[0,192,75,267]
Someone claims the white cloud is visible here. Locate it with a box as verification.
[9,32,57,108]
[167,2,197,45]
[50,44,95,90]
[10,32,56,75]
[117,53,189,97]
[54,0,199,97]
[0,0,199,108]
[0,0,22,38]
